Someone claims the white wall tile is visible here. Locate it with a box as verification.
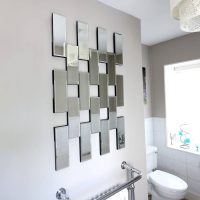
[171,159,187,177]
[187,165,200,182]
[144,118,154,146]
[188,178,200,196]
[186,153,200,168]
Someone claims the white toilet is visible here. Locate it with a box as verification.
[146,146,188,200]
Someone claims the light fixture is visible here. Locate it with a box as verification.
[170,0,200,32]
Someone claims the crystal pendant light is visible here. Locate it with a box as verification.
[171,0,200,32]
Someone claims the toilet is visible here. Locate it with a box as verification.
[146,145,188,200]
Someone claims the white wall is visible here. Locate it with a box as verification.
[0,0,147,200]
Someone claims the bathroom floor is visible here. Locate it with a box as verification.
[148,194,188,200]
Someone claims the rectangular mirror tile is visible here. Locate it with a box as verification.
[114,33,123,65]
[99,74,108,108]
[100,120,110,155]
[97,27,107,63]
[117,117,125,149]
[67,66,79,85]
[68,97,80,138]
[90,97,100,133]
[89,49,99,85]
[77,21,89,60]
[90,85,98,97]
[80,110,90,123]
[52,13,66,57]
[99,63,107,74]
[80,122,91,162]
[116,75,124,107]
[54,126,69,170]
[53,70,67,113]
[109,97,117,129]
[79,72,90,110]
[66,44,79,84]
[107,53,116,85]
[67,44,78,67]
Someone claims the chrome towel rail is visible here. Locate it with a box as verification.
[56,161,142,200]
[90,161,142,200]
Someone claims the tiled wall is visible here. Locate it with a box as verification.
[145,118,200,200]
[144,118,154,146]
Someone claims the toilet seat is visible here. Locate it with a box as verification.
[149,170,188,199]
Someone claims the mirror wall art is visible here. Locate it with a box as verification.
[97,27,107,63]
[52,13,125,170]
[52,13,67,57]
[114,33,123,65]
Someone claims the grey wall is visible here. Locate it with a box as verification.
[142,45,152,118]
[0,0,148,200]
[150,33,200,117]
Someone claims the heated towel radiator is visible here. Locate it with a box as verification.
[56,161,142,200]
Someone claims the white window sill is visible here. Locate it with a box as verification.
[168,144,200,156]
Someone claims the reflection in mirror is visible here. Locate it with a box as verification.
[107,53,116,85]
[54,126,69,170]
[67,44,78,67]
[116,75,124,107]
[79,72,90,110]
[52,13,66,57]
[66,44,79,84]
[99,74,108,108]
[90,97,100,133]
[53,70,68,113]
[97,27,107,63]
[100,120,110,155]
[80,122,92,162]
[109,97,117,129]
[117,117,125,149]
[68,97,80,138]
[89,49,99,85]
[67,66,79,85]
[77,21,89,60]
[114,33,123,65]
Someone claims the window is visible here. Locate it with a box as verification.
[165,59,200,155]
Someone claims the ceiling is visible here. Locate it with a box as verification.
[98,0,188,46]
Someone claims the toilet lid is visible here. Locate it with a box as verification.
[149,170,188,191]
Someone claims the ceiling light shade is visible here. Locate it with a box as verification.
[170,0,200,32]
